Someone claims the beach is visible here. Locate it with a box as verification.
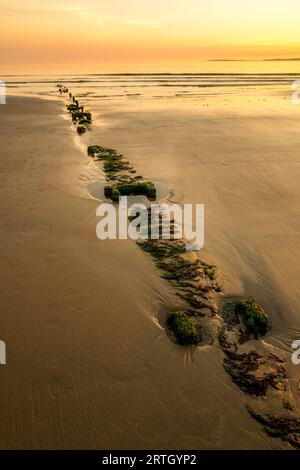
[0,88,300,449]
[88,95,300,345]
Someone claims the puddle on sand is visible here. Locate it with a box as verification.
[87,180,170,204]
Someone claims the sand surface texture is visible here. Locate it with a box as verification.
[0,94,298,449]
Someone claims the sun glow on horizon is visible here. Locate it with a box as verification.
[1,0,300,73]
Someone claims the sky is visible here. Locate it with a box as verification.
[1,0,300,73]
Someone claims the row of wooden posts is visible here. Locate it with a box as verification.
[57,84,92,135]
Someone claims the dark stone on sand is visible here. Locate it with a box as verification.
[72,111,92,123]
[167,311,202,345]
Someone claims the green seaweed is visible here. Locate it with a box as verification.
[177,293,207,310]
[67,104,80,112]
[223,350,285,396]
[88,145,106,156]
[158,257,199,282]
[103,158,131,174]
[246,404,300,444]
[137,240,185,259]
[78,119,91,126]
[235,298,270,338]
[104,182,156,201]
[77,125,87,135]
[205,266,216,281]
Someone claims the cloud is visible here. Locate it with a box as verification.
[0,0,165,30]
[0,0,82,12]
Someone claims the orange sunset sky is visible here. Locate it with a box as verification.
[1,0,300,73]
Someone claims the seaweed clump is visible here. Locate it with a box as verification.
[223,350,286,396]
[87,145,139,181]
[66,104,80,113]
[66,102,92,129]
[137,236,220,316]
[77,125,87,135]
[88,145,106,156]
[137,239,186,259]
[62,86,300,450]
[167,312,202,345]
[219,299,300,448]
[104,182,156,202]
[88,145,157,201]
[235,298,270,338]
[72,111,92,124]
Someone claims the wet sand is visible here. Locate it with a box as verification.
[0,95,293,449]
[85,97,300,348]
